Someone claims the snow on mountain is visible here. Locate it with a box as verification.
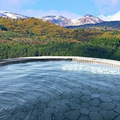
[39,14,104,27]
[0,11,28,19]
[73,14,103,26]
[0,11,104,27]
[39,15,73,27]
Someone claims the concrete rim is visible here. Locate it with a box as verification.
[0,56,120,68]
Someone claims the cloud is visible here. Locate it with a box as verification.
[0,0,34,11]
[93,0,120,14]
[0,0,81,20]
[99,11,120,21]
[20,9,82,19]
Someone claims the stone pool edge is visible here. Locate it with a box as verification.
[0,56,120,68]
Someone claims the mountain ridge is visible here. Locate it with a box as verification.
[38,15,73,27]
[39,14,104,27]
[75,14,103,25]
[0,11,104,26]
[0,11,28,19]
[66,21,120,30]
[3,10,120,30]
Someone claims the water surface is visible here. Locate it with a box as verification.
[0,61,120,120]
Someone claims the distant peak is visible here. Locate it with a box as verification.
[45,15,56,17]
[84,14,93,17]
[0,11,8,13]
[42,15,65,18]
[41,15,67,20]
[54,15,62,19]
[59,15,65,18]
[0,11,28,19]
[55,15,66,19]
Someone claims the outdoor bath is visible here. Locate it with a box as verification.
[0,57,120,120]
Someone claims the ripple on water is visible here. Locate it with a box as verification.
[0,61,120,120]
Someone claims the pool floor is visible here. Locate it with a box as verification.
[0,61,120,120]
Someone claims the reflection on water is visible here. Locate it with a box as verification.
[0,61,120,120]
[62,62,120,75]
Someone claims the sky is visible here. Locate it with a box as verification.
[0,0,120,21]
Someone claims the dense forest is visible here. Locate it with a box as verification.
[66,21,120,30]
[0,17,120,60]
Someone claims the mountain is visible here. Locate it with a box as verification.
[72,14,103,26]
[39,15,73,27]
[1,17,120,61]
[39,14,104,27]
[0,11,104,27]
[0,11,28,19]
[66,21,120,30]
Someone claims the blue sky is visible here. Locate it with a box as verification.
[1,0,120,20]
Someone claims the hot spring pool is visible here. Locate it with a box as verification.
[0,61,120,120]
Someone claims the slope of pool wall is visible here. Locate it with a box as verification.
[0,56,120,68]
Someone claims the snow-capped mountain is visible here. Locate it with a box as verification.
[39,14,104,27]
[39,15,73,27]
[73,14,103,26]
[0,11,28,19]
[0,11,104,27]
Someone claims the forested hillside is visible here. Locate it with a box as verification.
[0,17,120,60]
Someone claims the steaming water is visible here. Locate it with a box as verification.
[0,61,120,120]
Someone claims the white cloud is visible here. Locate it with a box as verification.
[0,0,82,20]
[99,11,120,21]
[20,9,82,19]
[94,0,120,14]
[0,0,34,11]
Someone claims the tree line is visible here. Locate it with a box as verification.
[0,17,120,60]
